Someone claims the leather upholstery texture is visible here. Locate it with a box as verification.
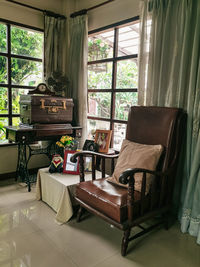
[126,106,181,170]
[76,178,149,223]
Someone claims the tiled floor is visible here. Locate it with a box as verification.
[0,181,200,267]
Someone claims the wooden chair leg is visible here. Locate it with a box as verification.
[76,206,84,223]
[121,229,131,256]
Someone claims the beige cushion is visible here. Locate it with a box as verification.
[107,139,163,193]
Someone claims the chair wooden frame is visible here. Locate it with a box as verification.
[71,106,186,256]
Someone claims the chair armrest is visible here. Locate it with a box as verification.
[119,168,167,185]
[70,151,119,182]
[70,150,119,163]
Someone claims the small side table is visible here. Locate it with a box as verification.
[36,168,105,224]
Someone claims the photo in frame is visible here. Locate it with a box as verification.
[63,150,79,175]
[94,129,112,153]
[82,140,97,172]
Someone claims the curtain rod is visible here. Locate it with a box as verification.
[5,0,66,19]
[70,0,115,18]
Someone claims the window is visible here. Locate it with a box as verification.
[0,20,43,143]
[87,17,139,150]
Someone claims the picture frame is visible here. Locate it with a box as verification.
[94,129,112,153]
[82,139,99,152]
[63,150,79,175]
[82,140,98,172]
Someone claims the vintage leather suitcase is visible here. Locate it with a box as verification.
[20,95,74,124]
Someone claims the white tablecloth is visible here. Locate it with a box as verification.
[36,168,104,224]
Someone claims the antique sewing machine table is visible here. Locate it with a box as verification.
[5,124,82,192]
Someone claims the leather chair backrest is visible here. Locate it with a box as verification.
[126,106,184,171]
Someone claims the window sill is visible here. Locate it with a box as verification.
[0,141,17,147]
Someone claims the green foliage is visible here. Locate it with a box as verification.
[115,92,138,120]
[0,24,43,86]
[88,38,112,61]
[11,26,43,58]
[116,61,138,89]
[12,89,28,114]
[89,92,111,118]
[0,24,7,52]
[0,121,5,133]
[0,118,7,142]
[0,88,8,114]
[88,64,112,89]
[88,57,138,120]
[0,23,43,141]
[11,59,42,86]
[0,56,7,83]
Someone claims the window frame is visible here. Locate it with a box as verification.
[87,16,139,148]
[0,18,44,145]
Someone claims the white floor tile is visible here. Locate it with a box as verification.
[0,182,200,267]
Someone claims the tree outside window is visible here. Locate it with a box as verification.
[0,21,44,143]
[87,17,139,150]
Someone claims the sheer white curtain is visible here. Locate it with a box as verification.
[68,15,88,146]
[138,0,151,105]
[139,0,200,244]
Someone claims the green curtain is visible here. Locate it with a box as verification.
[44,15,67,81]
[139,0,200,244]
[68,15,88,145]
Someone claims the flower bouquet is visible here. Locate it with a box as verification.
[56,135,78,153]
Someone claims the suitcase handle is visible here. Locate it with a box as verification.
[40,99,66,113]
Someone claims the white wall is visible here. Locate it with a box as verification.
[0,145,50,174]
[0,0,64,29]
[74,0,140,31]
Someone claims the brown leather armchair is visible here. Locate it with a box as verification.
[71,106,186,256]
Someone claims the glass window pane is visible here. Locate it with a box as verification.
[11,26,43,58]
[88,30,114,61]
[0,88,8,114]
[12,117,21,126]
[0,24,7,53]
[88,62,112,89]
[0,117,8,142]
[88,92,111,118]
[87,119,110,139]
[116,59,138,89]
[113,123,127,151]
[11,58,43,86]
[118,22,139,56]
[12,88,29,114]
[0,56,8,84]
[115,92,138,120]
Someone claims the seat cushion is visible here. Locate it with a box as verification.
[107,139,163,193]
[76,178,144,223]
